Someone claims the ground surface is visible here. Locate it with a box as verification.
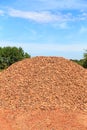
[0,108,87,130]
[0,57,87,129]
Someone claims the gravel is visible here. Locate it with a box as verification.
[0,56,87,111]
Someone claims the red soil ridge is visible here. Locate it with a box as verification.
[0,56,87,130]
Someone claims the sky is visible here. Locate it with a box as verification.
[0,0,87,59]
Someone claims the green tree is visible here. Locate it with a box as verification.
[83,50,87,68]
[71,50,87,68]
[0,46,31,69]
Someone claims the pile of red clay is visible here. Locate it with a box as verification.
[0,56,87,130]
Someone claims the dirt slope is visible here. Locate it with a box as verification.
[0,56,87,129]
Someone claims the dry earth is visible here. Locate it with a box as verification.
[0,56,87,130]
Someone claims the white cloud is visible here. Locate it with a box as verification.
[52,21,70,29]
[0,40,87,52]
[11,0,87,12]
[58,22,69,29]
[6,8,87,23]
[78,11,87,21]
[34,0,87,10]
[0,10,4,16]
[79,26,87,34]
[8,8,60,23]
[60,0,87,10]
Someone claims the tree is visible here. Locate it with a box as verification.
[71,50,87,68]
[0,46,31,69]
[83,50,87,68]
[71,59,84,66]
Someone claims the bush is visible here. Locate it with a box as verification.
[0,46,31,69]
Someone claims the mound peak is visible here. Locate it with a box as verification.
[0,56,87,111]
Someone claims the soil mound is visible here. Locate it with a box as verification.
[0,56,87,111]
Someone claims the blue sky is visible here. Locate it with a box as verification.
[0,0,87,59]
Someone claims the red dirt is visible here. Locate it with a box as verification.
[0,108,87,130]
[0,56,87,129]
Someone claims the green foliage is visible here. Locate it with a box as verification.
[71,59,84,67]
[82,50,87,68]
[71,50,87,68]
[0,46,31,69]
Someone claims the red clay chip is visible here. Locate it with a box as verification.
[0,56,87,129]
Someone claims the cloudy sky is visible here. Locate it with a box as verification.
[0,0,87,59]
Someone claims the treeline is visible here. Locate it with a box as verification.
[71,50,87,68]
[0,46,87,70]
[0,46,30,70]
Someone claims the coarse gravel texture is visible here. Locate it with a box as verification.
[0,56,87,111]
[0,56,87,130]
